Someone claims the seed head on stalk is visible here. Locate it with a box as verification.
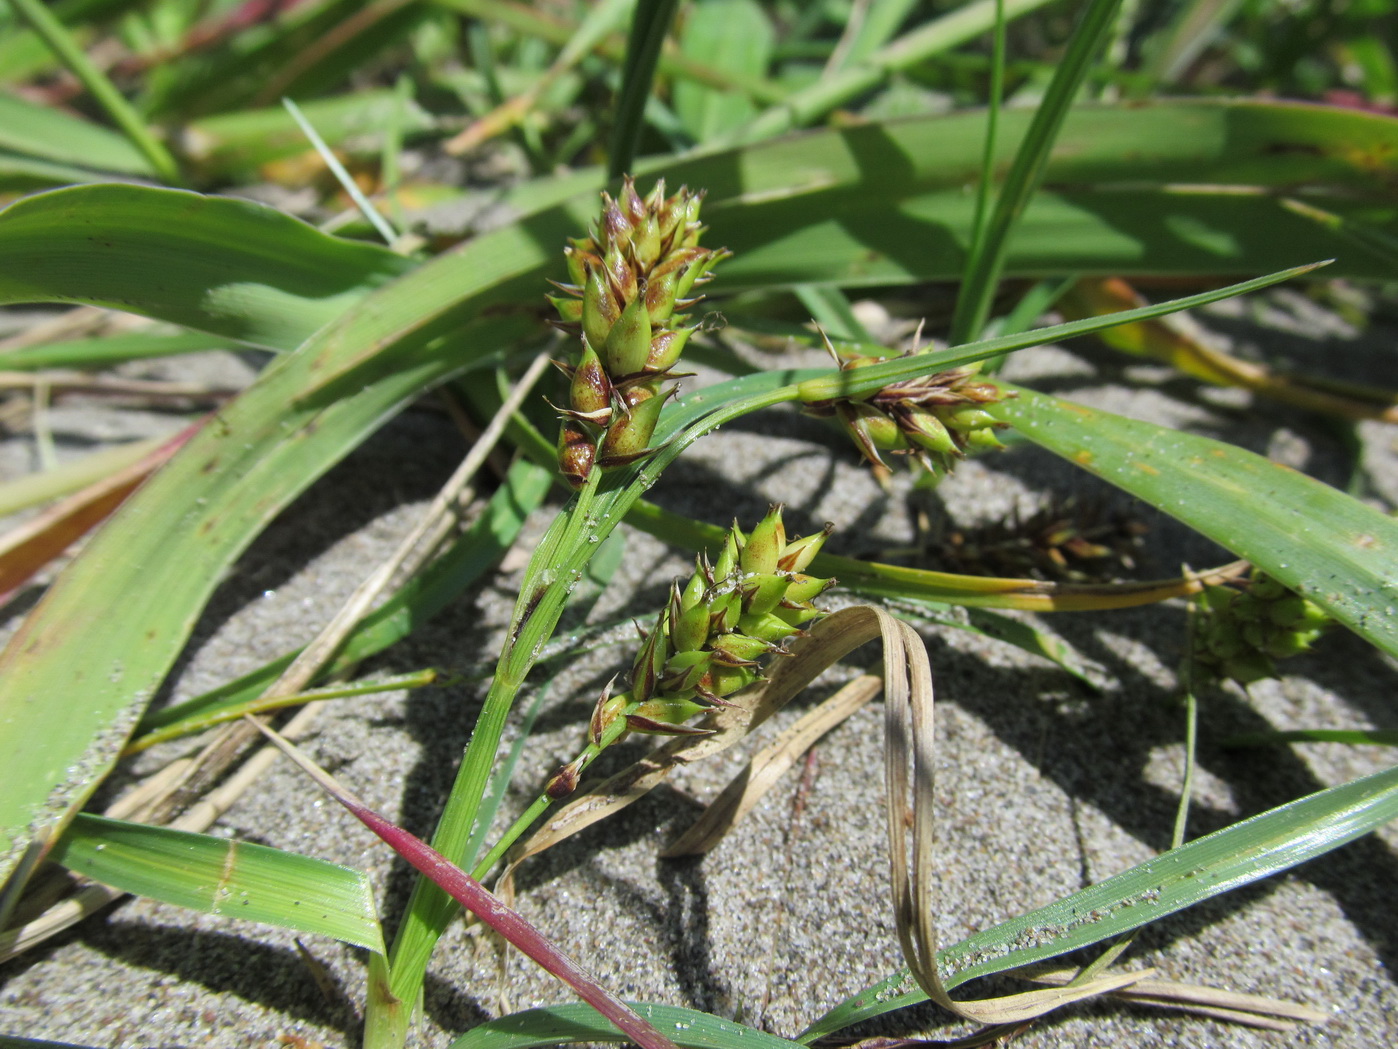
[802,334,1014,478]
[1190,567,1332,685]
[545,506,835,797]
[548,178,729,488]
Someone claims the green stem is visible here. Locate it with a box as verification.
[5,0,180,184]
[470,699,635,881]
[949,0,1124,345]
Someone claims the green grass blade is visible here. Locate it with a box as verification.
[50,813,384,954]
[183,89,435,177]
[4,0,179,183]
[731,0,1059,142]
[0,91,155,178]
[672,0,774,143]
[0,184,414,350]
[0,435,164,518]
[801,762,1398,1040]
[449,1003,799,1049]
[0,330,241,371]
[951,0,1122,343]
[992,384,1398,659]
[134,458,552,738]
[0,201,561,890]
[608,0,680,178]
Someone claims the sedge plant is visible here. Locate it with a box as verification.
[0,3,1397,1049]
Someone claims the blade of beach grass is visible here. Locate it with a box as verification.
[725,0,1061,143]
[607,0,680,177]
[0,422,199,603]
[0,185,414,350]
[49,812,386,953]
[799,761,1398,1041]
[0,330,244,371]
[989,384,1398,659]
[0,435,166,517]
[0,90,156,179]
[0,191,580,897]
[4,0,179,184]
[447,1002,801,1049]
[950,0,1123,344]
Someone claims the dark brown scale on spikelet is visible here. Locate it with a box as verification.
[547,178,728,488]
[802,336,1016,478]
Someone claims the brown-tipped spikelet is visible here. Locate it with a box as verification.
[546,507,835,795]
[548,177,729,488]
[802,337,1014,478]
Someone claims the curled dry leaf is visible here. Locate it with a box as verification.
[501,604,1149,1026]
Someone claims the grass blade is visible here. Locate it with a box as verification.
[49,813,385,953]
[993,384,1398,659]
[951,0,1123,342]
[5,0,179,183]
[608,0,680,178]
[449,1003,799,1049]
[0,91,154,178]
[0,184,413,350]
[801,761,1398,1040]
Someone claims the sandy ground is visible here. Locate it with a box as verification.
[1,289,1396,1049]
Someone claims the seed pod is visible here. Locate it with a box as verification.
[740,506,786,575]
[671,595,711,653]
[596,388,671,468]
[709,632,773,666]
[777,524,833,573]
[630,608,669,704]
[557,420,597,490]
[740,573,792,616]
[601,294,653,379]
[569,342,613,417]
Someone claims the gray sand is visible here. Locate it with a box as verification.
[1,294,1396,1048]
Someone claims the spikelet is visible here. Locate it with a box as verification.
[1190,568,1332,685]
[545,506,835,796]
[547,178,729,488]
[802,337,1014,478]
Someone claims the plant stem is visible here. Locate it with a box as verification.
[6,0,180,184]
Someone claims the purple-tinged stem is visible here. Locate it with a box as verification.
[246,717,681,1049]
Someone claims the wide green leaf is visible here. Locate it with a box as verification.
[50,813,385,954]
[0,91,155,177]
[450,1003,798,1049]
[0,184,414,350]
[673,0,774,142]
[0,211,554,891]
[801,762,1398,1040]
[992,384,1398,658]
[3,102,1394,362]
